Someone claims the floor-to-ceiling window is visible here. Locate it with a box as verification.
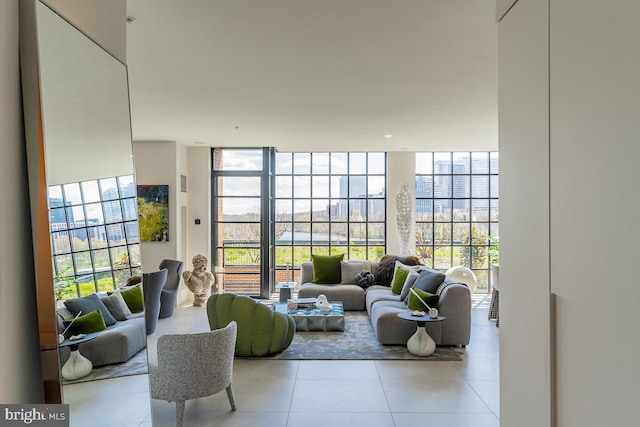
[274,152,387,283]
[415,152,499,291]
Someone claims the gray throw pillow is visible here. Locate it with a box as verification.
[413,267,446,294]
[64,293,117,327]
[340,261,365,284]
[100,294,129,321]
[400,269,421,301]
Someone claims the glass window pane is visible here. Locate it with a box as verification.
[472,175,490,198]
[416,152,433,174]
[79,277,97,296]
[312,246,330,256]
[416,199,433,221]
[92,248,111,270]
[48,185,62,201]
[368,153,385,174]
[416,176,432,198]
[293,176,311,198]
[292,223,311,244]
[125,222,140,243]
[434,201,451,221]
[472,223,489,244]
[490,152,500,174]
[293,246,311,263]
[63,182,82,205]
[293,199,310,221]
[106,223,126,245]
[51,232,71,254]
[368,246,386,262]
[74,251,92,274]
[349,246,366,260]
[312,153,330,174]
[349,200,365,221]
[275,152,292,174]
[220,223,261,245]
[472,199,490,221]
[368,176,385,197]
[103,200,123,223]
[275,222,291,244]
[434,175,452,198]
[434,152,452,173]
[434,223,451,244]
[349,153,366,174]
[349,176,367,198]
[70,229,89,251]
[118,175,136,198]
[54,254,73,273]
[331,176,348,198]
[96,271,115,293]
[490,199,500,221]
[128,244,141,267]
[331,223,348,244]
[330,200,347,221]
[416,246,433,266]
[453,152,471,173]
[218,149,263,171]
[416,223,433,244]
[312,199,329,221]
[219,197,260,217]
[110,246,128,267]
[453,223,469,244]
[472,152,490,174]
[452,175,470,198]
[122,198,138,221]
[100,177,118,200]
[219,176,261,197]
[453,199,471,221]
[368,199,386,221]
[275,199,292,216]
[84,203,103,224]
[293,153,311,174]
[275,176,292,198]
[330,153,348,174]
[490,175,499,198]
[368,223,385,245]
[312,176,329,198]
[81,180,101,203]
[311,223,329,244]
[49,208,68,229]
[434,246,452,269]
[349,223,366,242]
[88,226,107,248]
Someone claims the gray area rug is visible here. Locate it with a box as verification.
[62,348,149,385]
[244,312,463,361]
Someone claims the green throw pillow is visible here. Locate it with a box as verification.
[120,284,144,313]
[407,287,439,311]
[391,265,411,294]
[311,253,345,284]
[70,309,106,335]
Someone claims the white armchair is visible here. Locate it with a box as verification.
[149,322,237,426]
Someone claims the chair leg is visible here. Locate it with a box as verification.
[226,384,237,411]
[175,400,185,427]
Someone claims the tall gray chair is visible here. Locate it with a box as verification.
[158,259,185,318]
[150,322,238,427]
[143,268,168,335]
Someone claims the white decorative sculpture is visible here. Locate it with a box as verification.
[396,182,413,257]
[182,254,217,306]
[315,294,333,311]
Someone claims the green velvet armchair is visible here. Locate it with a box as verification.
[206,293,295,357]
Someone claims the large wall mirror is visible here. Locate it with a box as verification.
[21,0,152,422]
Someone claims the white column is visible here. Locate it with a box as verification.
[386,151,416,256]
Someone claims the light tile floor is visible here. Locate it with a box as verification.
[65,294,499,427]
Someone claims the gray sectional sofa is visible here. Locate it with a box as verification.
[298,260,471,346]
[56,307,147,367]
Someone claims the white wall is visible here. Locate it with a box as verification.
[550,0,640,425]
[498,0,551,425]
[0,0,43,403]
[499,0,640,425]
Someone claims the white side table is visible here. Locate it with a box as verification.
[397,311,445,356]
[59,333,98,380]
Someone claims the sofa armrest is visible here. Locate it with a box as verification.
[300,262,314,284]
[437,283,471,345]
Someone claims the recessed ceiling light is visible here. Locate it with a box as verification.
[384,134,393,139]
[194,141,205,145]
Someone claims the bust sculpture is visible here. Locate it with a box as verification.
[182,254,217,306]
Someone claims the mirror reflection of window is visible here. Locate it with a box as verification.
[49,175,141,301]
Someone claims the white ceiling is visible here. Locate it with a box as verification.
[125,0,498,152]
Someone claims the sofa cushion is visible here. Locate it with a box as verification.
[100,294,130,321]
[111,288,133,317]
[407,287,439,311]
[311,253,345,284]
[64,293,117,326]
[390,261,422,294]
[70,309,107,335]
[399,269,420,301]
[340,261,364,284]
[120,284,144,313]
[413,267,446,294]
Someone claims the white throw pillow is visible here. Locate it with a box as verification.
[111,288,133,317]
